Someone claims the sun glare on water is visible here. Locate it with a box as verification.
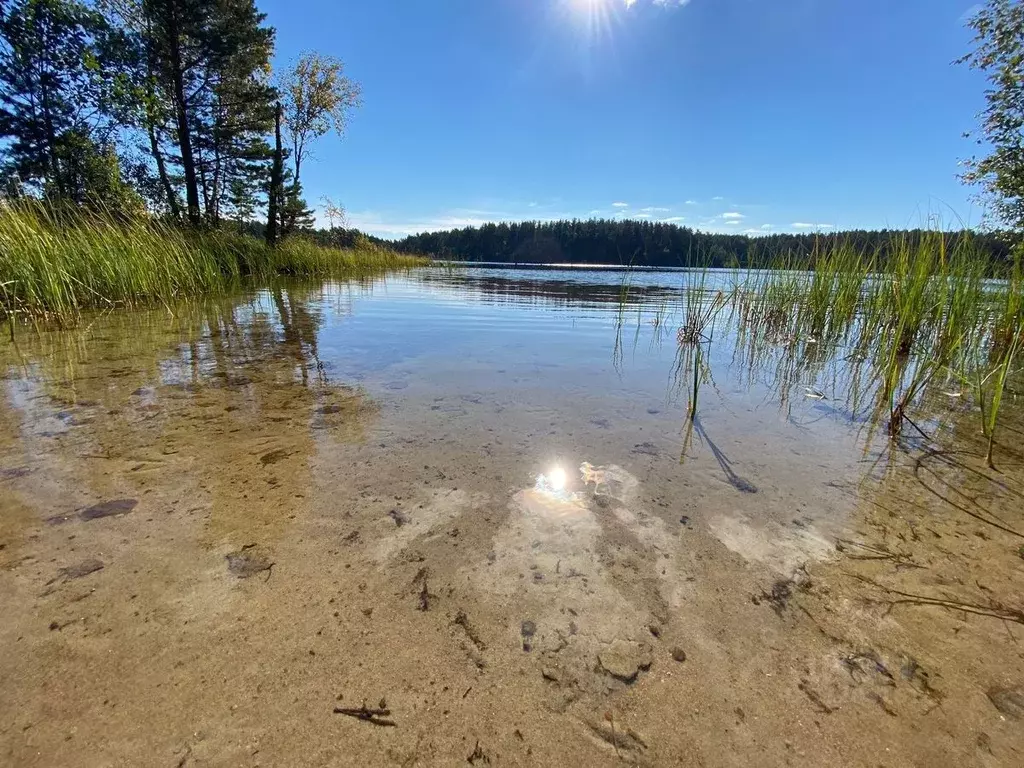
[548,466,568,492]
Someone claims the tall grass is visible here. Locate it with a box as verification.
[618,229,1024,467]
[0,202,424,320]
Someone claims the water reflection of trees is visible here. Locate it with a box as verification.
[418,269,685,311]
[0,283,379,546]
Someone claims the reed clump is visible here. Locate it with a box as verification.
[649,231,1022,466]
[0,202,424,320]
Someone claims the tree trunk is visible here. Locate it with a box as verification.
[38,23,61,198]
[165,6,201,226]
[147,120,180,219]
[210,125,222,225]
[197,142,211,220]
[266,101,283,246]
[143,16,180,219]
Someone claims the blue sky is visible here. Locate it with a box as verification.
[261,0,988,238]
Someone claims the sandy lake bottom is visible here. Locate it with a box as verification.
[2,268,1024,767]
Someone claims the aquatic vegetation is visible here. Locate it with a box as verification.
[0,202,424,320]
[618,231,1024,466]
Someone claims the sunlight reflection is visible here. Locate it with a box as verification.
[533,461,613,502]
[535,464,576,501]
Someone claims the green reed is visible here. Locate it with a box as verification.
[0,201,424,320]
[613,229,1023,466]
[972,253,1024,467]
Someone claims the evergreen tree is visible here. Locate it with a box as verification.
[0,0,123,201]
[281,177,315,234]
[110,0,275,224]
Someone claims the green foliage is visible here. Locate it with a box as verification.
[959,0,1024,229]
[721,232,1021,461]
[0,0,121,200]
[49,132,146,212]
[278,52,360,232]
[627,231,1022,465]
[103,0,277,224]
[395,218,1013,269]
[0,201,424,318]
[281,179,315,234]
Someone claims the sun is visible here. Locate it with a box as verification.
[567,0,615,15]
[560,0,620,42]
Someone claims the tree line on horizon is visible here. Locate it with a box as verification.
[389,218,1014,268]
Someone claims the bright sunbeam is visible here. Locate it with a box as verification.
[560,0,619,45]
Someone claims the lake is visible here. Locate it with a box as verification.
[2,267,1022,766]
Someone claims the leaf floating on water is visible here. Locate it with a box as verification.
[79,499,138,521]
[804,387,826,400]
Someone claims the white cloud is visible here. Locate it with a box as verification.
[712,196,725,201]
[792,222,834,230]
[722,212,745,221]
[661,216,686,223]
[612,201,629,208]
[624,0,638,7]
[346,211,496,236]
[639,206,670,213]
[761,224,773,230]
[635,213,651,218]
[346,206,578,237]
[684,200,698,206]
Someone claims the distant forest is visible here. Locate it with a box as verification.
[385,219,1013,268]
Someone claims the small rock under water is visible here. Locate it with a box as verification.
[259,449,290,466]
[79,499,138,521]
[226,545,274,579]
[598,640,653,683]
[55,558,104,582]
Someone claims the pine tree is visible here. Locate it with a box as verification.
[0,0,125,201]
[281,178,314,234]
[111,0,276,224]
